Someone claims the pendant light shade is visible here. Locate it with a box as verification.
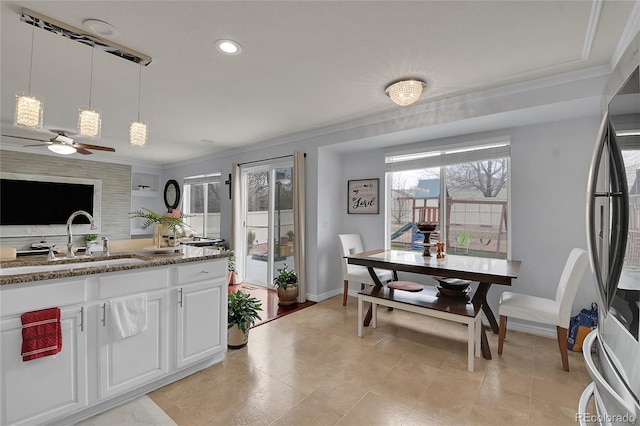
[129,64,147,147]
[14,93,43,129]
[78,107,101,138]
[385,79,427,106]
[78,41,101,138]
[14,19,43,129]
[129,120,147,147]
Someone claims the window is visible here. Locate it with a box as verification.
[182,173,222,238]
[386,139,510,259]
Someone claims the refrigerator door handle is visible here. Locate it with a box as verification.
[577,382,595,426]
[587,114,610,308]
[582,330,638,417]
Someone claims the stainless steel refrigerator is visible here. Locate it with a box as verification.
[582,38,640,424]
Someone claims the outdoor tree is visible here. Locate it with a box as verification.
[446,159,507,197]
[390,174,414,224]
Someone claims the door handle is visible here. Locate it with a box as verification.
[178,288,183,308]
[102,303,106,327]
[80,306,84,332]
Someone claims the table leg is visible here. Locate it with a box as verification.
[363,267,385,327]
[473,282,499,334]
[480,326,491,360]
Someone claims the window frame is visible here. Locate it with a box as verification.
[182,173,222,238]
[385,137,512,259]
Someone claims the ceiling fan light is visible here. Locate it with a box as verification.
[48,143,77,155]
[129,121,147,147]
[78,108,101,138]
[385,79,426,106]
[14,93,43,129]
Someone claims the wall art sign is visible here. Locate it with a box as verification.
[348,178,379,214]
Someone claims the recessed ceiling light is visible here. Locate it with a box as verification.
[83,19,119,38]
[215,39,242,55]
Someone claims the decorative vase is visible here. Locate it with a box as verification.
[277,286,298,306]
[228,271,237,285]
[227,323,249,349]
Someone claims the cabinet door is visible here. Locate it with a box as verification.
[97,289,168,399]
[1,306,87,426]
[176,278,225,369]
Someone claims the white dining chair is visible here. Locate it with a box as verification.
[337,234,394,306]
[497,247,589,371]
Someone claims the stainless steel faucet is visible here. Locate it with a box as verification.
[66,210,97,258]
[102,236,110,256]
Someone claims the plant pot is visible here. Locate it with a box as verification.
[228,271,237,285]
[228,323,249,349]
[277,286,298,306]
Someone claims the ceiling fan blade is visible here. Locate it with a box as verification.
[76,147,93,155]
[24,143,51,147]
[74,142,116,152]
[1,134,48,143]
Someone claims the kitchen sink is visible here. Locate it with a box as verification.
[0,257,146,276]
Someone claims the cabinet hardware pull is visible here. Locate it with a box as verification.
[102,303,106,327]
[200,270,209,274]
[80,306,84,332]
[178,288,183,308]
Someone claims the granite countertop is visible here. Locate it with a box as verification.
[0,245,231,286]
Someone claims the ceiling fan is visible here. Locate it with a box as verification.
[1,131,116,155]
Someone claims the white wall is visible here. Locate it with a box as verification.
[333,117,600,336]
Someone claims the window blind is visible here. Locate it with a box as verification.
[183,173,221,186]
[385,137,511,172]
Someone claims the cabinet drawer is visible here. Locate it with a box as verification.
[177,260,226,285]
[98,268,169,299]
[1,279,85,317]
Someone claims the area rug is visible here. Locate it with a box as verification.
[75,395,176,425]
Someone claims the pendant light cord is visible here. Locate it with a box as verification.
[137,64,142,121]
[28,19,35,94]
[88,41,95,108]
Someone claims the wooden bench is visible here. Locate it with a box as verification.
[357,285,483,371]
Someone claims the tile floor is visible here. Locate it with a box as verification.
[149,294,591,425]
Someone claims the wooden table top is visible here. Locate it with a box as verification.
[347,249,521,286]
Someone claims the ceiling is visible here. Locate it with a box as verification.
[0,1,637,165]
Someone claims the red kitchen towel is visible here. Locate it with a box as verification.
[21,307,62,362]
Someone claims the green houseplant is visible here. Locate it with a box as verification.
[273,263,298,306]
[129,208,188,233]
[227,290,262,349]
[227,250,237,285]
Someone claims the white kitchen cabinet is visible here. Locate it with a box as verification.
[175,260,227,369]
[97,288,169,399]
[0,306,87,426]
[0,257,227,425]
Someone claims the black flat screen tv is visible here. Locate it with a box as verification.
[0,178,94,225]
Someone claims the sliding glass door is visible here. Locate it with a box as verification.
[241,162,294,287]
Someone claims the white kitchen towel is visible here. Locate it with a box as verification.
[109,294,147,340]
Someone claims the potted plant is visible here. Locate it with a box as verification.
[227,290,262,349]
[273,263,298,306]
[129,208,189,247]
[227,250,237,285]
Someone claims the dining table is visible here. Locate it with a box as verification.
[346,249,521,359]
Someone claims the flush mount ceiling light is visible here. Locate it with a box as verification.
[14,17,43,129]
[215,39,242,55]
[129,64,147,147]
[78,41,102,138]
[385,79,427,106]
[83,19,119,38]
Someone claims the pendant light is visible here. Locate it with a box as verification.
[129,64,147,147]
[14,18,44,129]
[78,41,101,138]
